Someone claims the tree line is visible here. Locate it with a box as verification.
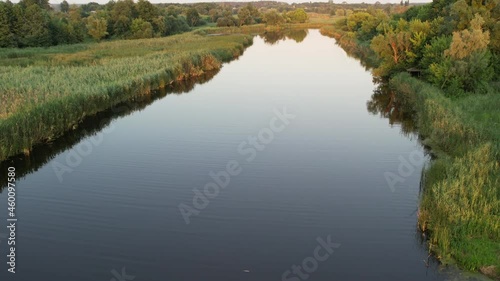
[333,0,500,96]
[0,0,311,48]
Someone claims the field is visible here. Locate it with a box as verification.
[0,32,253,160]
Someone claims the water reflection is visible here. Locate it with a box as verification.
[366,77,417,137]
[260,29,308,45]
[0,70,219,192]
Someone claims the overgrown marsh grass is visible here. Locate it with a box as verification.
[390,73,500,277]
[0,32,252,160]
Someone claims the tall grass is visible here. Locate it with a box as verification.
[390,73,500,278]
[0,32,253,160]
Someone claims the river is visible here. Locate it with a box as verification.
[0,29,480,281]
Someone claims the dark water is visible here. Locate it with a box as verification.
[0,30,480,281]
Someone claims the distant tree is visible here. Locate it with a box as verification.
[263,9,284,26]
[164,15,190,35]
[237,4,260,26]
[0,1,17,47]
[208,8,221,22]
[110,0,136,37]
[60,0,69,13]
[130,18,153,38]
[216,15,237,27]
[186,7,200,27]
[79,2,101,17]
[19,0,51,10]
[136,0,158,23]
[335,9,345,17]
[287,8,308,23]
[18,4,52,47]
[86,14,108,41]
[165,5,182,17]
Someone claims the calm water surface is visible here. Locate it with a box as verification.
[0,30,471,281]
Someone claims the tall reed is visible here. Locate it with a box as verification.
[0,32,253,160]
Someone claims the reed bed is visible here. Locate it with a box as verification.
[0,32,252,160]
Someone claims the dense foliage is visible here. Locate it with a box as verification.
[331,0,499,96]
[0,0,193,47]
[0,0,322,47]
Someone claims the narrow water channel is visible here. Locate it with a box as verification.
[0,30,474,281]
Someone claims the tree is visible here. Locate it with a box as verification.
[18,4,52,47]
[110,0,136,37]
[263,9,284,26]
[287,8,308,23]
[164,15,190,35]
[136,0,158,23]
[86,14,108,41]
[19,0,51,10]
[335,9,345,17]
[208,8,220,22]
[0,1,17,47]
[130,18,153,39]
[216,15,237,27]
[237,4,260,26]
[60,0,69,13]
[446,14,490,60]
[186,8,200,27]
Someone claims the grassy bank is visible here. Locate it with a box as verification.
[390,73,499,278]
[321,18,499,279]
[0,32,252,161]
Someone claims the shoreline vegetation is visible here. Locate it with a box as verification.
[0,32,252,161]
[0,10,336,162]
[320,2,499,278]
[0,0,498,278]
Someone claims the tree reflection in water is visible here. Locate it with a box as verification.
[260,29,308,45]
[366,77,418,137]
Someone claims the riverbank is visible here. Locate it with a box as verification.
[0,32,252,161]
[320,24,499,280]
[391,73,499,279]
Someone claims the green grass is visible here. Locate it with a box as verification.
[0,31,253,160]
[390,73,500,278]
